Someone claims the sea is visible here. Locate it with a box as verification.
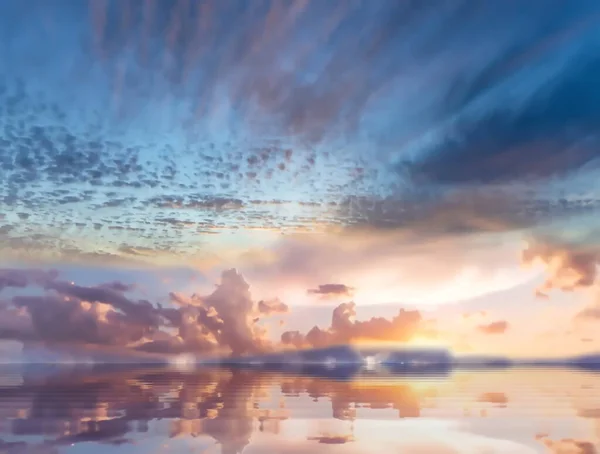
[0,365,598,453]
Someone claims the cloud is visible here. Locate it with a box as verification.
[0,304,34,341]
[306,435,354,445]
[137,269,279,356]
[477,392,508,406]
[409,13,600,186]
[0,268,288,357]
[10,294,153,347]
[307,284,355,299]
[536,435,597,454]
[44,280,159,326]
[0,268,58,292]
[521,233,600,326]
[258,298,289,315]
[281,302,428,349]
[245,227,535,308]
[477,321,509,335]
[575,306,600,321]
[1,1,599,266]
[0,265,439,357]
[337,190,546,235]
[522,235,600,294]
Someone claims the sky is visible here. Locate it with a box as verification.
[2,0,600,360]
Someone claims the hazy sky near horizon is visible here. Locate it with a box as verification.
[2,0,600,359]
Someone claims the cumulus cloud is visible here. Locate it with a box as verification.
[0,268,290,358]
[0,264,439,357]
[0,303,35,341]
[281,302,428,349]
[135,268,283,356]
[477,321,509,335]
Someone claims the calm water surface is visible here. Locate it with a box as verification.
[0,366,598,453]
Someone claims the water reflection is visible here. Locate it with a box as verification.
[0,366,599,453]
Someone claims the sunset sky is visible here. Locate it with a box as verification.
[1,0,600,360]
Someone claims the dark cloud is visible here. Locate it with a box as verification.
[0,268,284,357]
[307,435,353,444]
[409,8,600,185]
[99,281,135,292]
[477,321,508,335]
[336,189,600,237]
[281,302,428,349]
[307,284,354,298]
[10,294,153,346]
[45,280,158,325]
[0,303,34,341]
[0,268,58,292]
[257,298,289,315]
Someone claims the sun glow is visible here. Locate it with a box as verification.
[169,354,197,369]
[350,337,449,349]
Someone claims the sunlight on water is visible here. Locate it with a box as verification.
[0,367,598,453]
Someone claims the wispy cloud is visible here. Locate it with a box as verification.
[0,1,598,263]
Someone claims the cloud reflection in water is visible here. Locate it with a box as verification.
[0,367,598,453]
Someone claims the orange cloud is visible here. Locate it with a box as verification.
[535,435,597,454]
[281,302,429,349]
[478,320,509,335]
[477,392,508,405]
[522,235,600,325]
[522,235,600,294]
